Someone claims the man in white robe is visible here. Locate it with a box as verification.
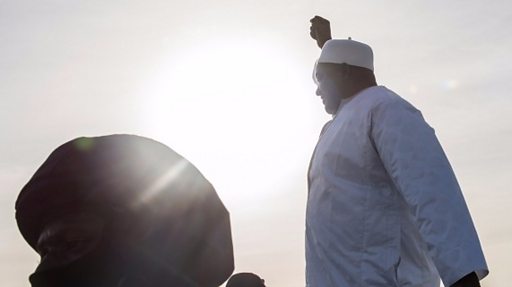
[306,16,488,287]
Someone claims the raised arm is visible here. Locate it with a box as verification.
[309,15,332,49]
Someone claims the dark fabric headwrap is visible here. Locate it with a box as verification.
[16,134,234,287]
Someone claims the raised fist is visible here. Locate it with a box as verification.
[310,15,332,49]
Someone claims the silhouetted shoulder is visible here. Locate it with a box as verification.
[360,86,421,117]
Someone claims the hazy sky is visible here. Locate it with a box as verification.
[1,1,511,286]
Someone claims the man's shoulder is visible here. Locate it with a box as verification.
[361,86,419,114]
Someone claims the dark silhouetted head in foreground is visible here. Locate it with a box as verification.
[226,272,266,287]
[16,134,234,287]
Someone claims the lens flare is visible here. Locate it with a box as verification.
[136,158,190,206]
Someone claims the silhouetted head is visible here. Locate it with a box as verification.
[226,272,266,287]
[313,39,377,115]
[16,134,234,287]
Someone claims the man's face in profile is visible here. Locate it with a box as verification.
[315,67,343,115]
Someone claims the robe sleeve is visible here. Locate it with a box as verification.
[370,98,489,286]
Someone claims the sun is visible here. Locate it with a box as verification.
[137,37,316,212]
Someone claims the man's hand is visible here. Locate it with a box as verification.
[310,15,332,49]
[450,272,480,287]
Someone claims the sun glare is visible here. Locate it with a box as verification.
[137,38,313,211]
[137,158,190,206]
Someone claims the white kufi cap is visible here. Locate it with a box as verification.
[318,39,374,71]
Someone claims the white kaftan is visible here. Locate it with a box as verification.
[306,86,488,287]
